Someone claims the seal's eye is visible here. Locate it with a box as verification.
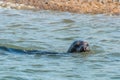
[84,42,89,46]
[86,44,89,46]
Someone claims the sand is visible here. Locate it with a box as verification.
[1,0,120,15]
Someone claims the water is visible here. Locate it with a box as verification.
[0,7,120,80]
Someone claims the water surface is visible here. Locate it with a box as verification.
[0,8,120,80]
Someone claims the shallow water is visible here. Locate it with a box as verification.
[0,8,120,80]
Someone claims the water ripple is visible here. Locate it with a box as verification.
[0,8,120,80]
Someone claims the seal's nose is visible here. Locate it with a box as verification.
[83,42,90,51]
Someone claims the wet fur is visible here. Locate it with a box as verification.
[0,40,89,55]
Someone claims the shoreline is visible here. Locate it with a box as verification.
[0,1,36,10]
[1,0,120,15]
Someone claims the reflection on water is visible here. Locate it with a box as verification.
[0,8,120,80]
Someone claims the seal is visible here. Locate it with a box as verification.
[67,40,90,53]
[0,40,90,54]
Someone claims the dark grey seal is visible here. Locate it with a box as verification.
[0,40,90,55]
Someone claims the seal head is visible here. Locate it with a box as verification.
[67,40,90,53]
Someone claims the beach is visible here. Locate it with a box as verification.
[1,0,120,15]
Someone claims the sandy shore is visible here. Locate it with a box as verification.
[0,1,35,10]
[1,0,120,15]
